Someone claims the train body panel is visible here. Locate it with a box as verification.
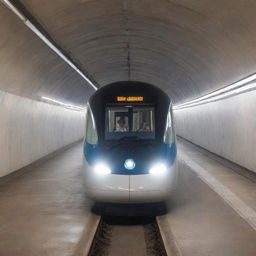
[83,157,178,203]
[82,160,130,202]
[128,159,178,203]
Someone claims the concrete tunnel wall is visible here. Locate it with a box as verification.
[0,91,85,178]
[0,4,92,178]
[174,89,256,173]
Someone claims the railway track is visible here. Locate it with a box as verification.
[88,216,167,256]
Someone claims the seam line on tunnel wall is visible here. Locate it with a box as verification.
[180,153,256,231]
[1,0,99,91]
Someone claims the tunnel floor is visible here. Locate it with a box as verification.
[159,138,256,256]
[0,143,100,256]
[0,141,256,255]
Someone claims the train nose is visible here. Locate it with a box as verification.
[83,159,177,203]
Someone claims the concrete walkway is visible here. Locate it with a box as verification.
[0,143,100,256]
[158,138,256,256]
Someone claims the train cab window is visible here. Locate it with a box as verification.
[132,107,154,132]
[105,105,155,140]
[85,106,98,145]
[106,107,129,132]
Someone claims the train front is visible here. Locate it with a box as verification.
[82,82,178,203]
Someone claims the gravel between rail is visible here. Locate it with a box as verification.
[88,216,167,256]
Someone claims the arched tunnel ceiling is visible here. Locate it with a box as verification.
[0,3,95,106]
[4,0,256,104]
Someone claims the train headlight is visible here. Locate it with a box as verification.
[149,163,167,175]
[124,159,136,170]
[94,163,111,175]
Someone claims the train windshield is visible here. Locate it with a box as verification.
[105,105,155,140]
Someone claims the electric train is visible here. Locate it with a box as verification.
[82,81,178,203]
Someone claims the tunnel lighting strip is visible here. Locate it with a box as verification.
[173,74,256,110]
[1,0,98,91]
[41,96,85,111]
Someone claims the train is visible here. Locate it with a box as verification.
[82,81,178,203]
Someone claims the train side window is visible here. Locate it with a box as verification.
[85,106,98,145]
[164,105,173,144]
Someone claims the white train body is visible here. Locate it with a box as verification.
[82,82,178,203]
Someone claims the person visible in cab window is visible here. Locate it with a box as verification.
[142,122,150,132]
[115,118,127,132]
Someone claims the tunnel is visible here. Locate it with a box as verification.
[0,0,255,255]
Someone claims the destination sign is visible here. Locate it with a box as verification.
[117,96,144,102]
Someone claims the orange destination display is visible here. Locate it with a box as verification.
[117,96,144,102]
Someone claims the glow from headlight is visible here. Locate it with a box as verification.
[94,163,111,175]
[124,159,135,170]
[149,163,167,175]
[124,159,136,170]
